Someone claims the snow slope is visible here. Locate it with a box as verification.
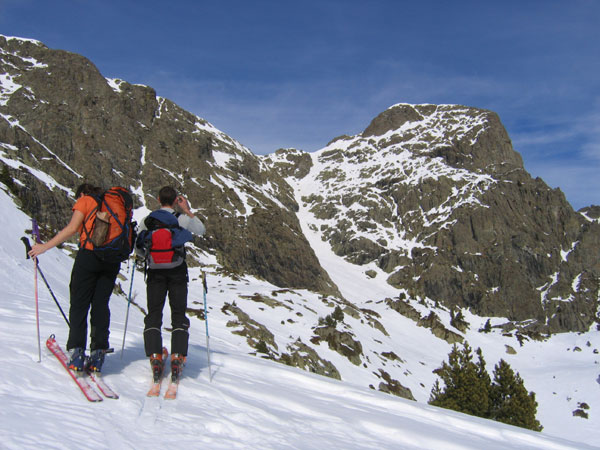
[0,189,598,449]
[286,142,600,440]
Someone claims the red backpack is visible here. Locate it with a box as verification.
[135,210,193,270]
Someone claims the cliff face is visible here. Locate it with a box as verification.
[265,104,599,333]
[2,36,598,334]
[0,35,338,296]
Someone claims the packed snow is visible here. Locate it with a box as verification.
[1,185,598,449]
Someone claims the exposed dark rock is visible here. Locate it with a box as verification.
[239,293,293,310]
[261,148,313,180]
[363,104,425,137]
[417,312,464,344]
[311,325,363,366]
[375,369,415,400]
[222,302,278,353]
[385,297,422,322]
[278,339,341,380]
[381,351,405,363]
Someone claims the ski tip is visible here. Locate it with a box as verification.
[146,383,162,397]
[164,390,177,400]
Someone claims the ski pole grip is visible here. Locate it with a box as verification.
[32,219,41,244]
[21,236,32,259]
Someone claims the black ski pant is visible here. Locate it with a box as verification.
[67,249,120,351]
[143,263,190,357]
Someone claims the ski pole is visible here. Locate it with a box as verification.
[202,271,212,381]
[22,221,42,361]
[21,237,70,327]
[31,220,70,328]
[34,258,41,361]
[120,259,136,359]
[31,220,44,361]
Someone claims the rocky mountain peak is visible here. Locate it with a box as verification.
[362,103,427,136]
[267,102,599,335]
[358,103,523,174]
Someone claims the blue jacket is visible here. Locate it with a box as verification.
[138,209,193,249]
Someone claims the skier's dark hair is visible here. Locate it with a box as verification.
[75,183,102,198]
[158,186,178,206]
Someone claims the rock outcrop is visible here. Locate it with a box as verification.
[268,104,600,333]
[0,35,338,296]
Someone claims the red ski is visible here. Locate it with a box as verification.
[146,381,162,397]
[164,377,180,400]
[46,335,102,402]
[146,347,169,397]
[88,372,119,399]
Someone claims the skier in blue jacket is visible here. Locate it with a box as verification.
[136,186,205,381]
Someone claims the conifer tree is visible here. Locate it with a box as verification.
[489,359,543,431]
[429,345,542,431]
[429,342,491,417]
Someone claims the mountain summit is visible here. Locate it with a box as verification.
[265,103,599,334]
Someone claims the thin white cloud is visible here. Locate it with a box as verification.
[511,105,600,160]
[512,129,579,148]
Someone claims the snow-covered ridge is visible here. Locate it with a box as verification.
[360,103,490,148]
[1,41,47,105]
[0,34,44,46]
[0,36,47,71]
[293,103,498,265]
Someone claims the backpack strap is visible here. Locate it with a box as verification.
[79,194,102,249]
[102,188,131,235]
[144,216,180,232]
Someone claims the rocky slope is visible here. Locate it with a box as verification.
[264,104,600,335]
[2,35,600,410]
[0,35,337,295]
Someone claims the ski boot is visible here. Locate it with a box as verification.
[170,354,186,382]
[68,347,86,372]
[150,352,165,383]
[86,349,106,373]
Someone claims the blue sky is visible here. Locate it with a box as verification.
[1,1,598,209]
